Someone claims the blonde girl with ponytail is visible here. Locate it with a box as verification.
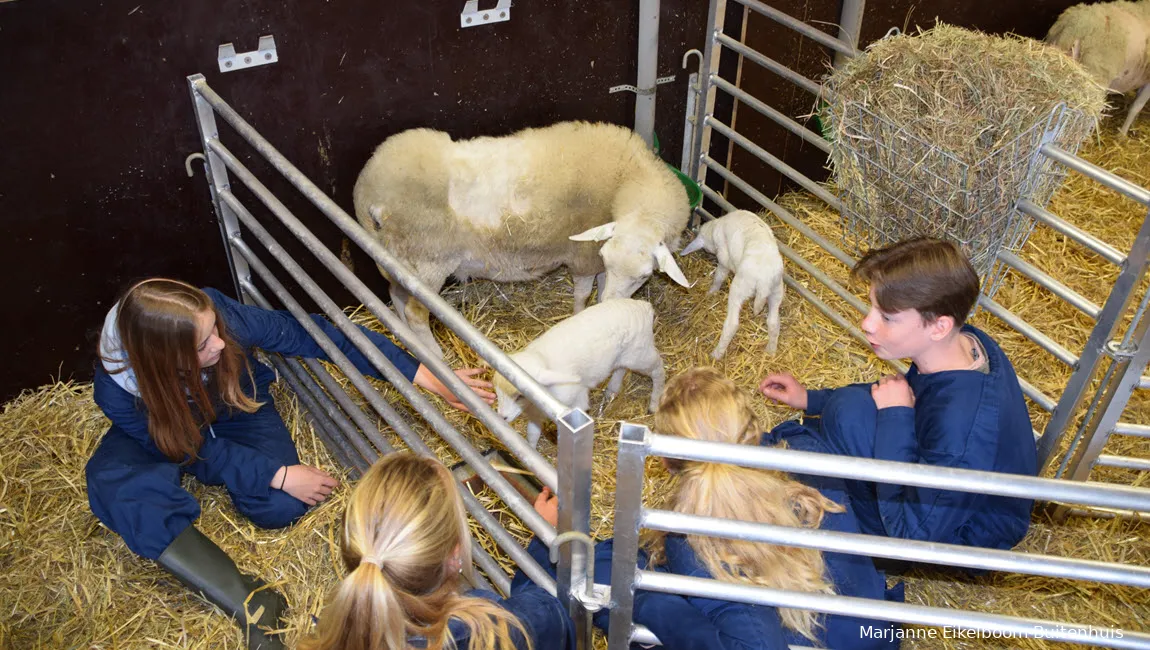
[588,368,902,649]
[302,453,575,650]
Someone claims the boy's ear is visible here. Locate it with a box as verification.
[928,314,957,341]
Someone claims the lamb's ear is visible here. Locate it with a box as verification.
[654,243,693,288]
[569,222,617,242]
[680,233,707,256]
[534,368,582,386]
[1070,38,1080,62]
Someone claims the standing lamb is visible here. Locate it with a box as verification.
[352,121,691,359]
[681,210,785,360]
[1046,0,1150,136]
[492,299,665,448]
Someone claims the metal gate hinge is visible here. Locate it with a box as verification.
[610,75,676,95]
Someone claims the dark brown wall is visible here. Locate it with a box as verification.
[721,0,1083,210]
[0,0,709,401]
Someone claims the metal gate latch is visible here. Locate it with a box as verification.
[218,35,278,73]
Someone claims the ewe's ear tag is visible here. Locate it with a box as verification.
[680,233,706,256]
[569,222,617,242]
[654,243,693,288]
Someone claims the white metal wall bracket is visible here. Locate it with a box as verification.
[218,35,278,73]
[461,0,511,28]
[610,75,675,95]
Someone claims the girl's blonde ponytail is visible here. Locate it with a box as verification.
[301,454,530,650]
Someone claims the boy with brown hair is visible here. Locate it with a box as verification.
[760,237,1038,550]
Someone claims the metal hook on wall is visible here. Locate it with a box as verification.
[185,152,207,178]
[682,49,703,78]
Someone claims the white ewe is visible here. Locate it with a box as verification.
[681,210,784,359]
[492,299,665,448]
[352,121,691,358]
[1046,0,1150,135]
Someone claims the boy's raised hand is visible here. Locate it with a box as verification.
[759,372,809,410]
[872,374,915,409]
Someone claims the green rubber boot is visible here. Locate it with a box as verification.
[157,526,286,650]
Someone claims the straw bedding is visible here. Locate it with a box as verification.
[2,118,1147,649]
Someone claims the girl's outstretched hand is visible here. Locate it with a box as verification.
[758,372,808,410]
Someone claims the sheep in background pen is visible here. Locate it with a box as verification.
[1046,0,1150,136]
[492,299,665,448]
[353,121,692,359]
[681,210,785,360]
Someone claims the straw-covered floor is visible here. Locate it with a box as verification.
[2,119,1148,649]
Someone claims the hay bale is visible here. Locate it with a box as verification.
[823,23,1108,287]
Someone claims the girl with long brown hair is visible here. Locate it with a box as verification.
[577,368,902,649]
[302,452,574,650]
[85,279,494,649]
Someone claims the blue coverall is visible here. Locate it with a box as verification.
[406,541,576,649]
[529,437,903,650]
[781,324,1037,549]
[86,288,420,559]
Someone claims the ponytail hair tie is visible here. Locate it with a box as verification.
[361,555,383,567]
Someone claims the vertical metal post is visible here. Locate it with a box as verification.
[1038,207,1150,470]
[186,74,250,299]
[681,70,699,174]
[607,423,650,650]
[834,0,864,68]
[1062,313,1150,483]
[689,0,728,185]
[556,408,595,650]
[634,0,661,148]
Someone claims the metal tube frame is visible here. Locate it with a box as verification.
[1037,206,1150,469]
[187,75,596,646]
[226,209,558,545]
[231,236,560,591]
[607,422,1150,649]
[1062,310,1150,483]
[188,75,249,298]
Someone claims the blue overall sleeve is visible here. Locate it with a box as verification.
[93,369,282,498]
[204,288,420,383]
[806,382,873,417]
[870,403,979,542]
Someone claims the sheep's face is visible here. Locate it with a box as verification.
[599,234,656,301]
[599,233,692,299]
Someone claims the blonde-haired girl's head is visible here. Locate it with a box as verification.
[645,367,843,642]
[301,453,529,650]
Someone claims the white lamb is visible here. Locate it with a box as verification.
[1046,0,1150,136]
[492,299,665,448]
[681,210,784,360]
[352,121,691,359]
